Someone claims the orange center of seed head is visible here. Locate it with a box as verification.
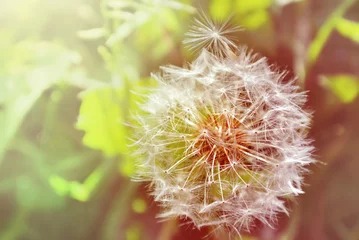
[194,112,247,167]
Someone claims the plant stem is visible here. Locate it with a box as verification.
[0,205,28,240]
[306,0,356,67]
[101,180,139,240]
[158,218,180,240]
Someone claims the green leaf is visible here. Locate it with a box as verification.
[119,154,136,177]
[82,163,105,194]
[77,28,107,40]
[134,8,180,60]
[76,87,128,156]
[234,0,272,30]
[235,0,272,14]
[119,78,157,177]
[49,159,110,202]
[106,11,150,46]
[324,75,359,103]
[336,18,359,43]
[77,77,156,158]
[210,0,232,21]
[69,182,90,202]
[161,0,196,13]
[77,78,156,179]
[49,175,70,197]
[240,9,270,30]
[307,0,356,65]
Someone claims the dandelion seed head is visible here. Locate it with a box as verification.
[132,13,315,237]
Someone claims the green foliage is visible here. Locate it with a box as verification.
[307,0,356,66]
[209,0,273,30]
[240,9,270,30]
[0,40,82,163]
[49,157,114,201]
[336,18,359,44]
[106,11,150,47]
[210,0,232,21]
[102,0,194,60]
[323,75,359,103]
[77,28,107,40]
[76,78,156,177]
[76,87,128,157]
[49,175,69,197]
[236,0,272,14]
[76,81,153,153]
[134,8,182,60]
[119,154,137,177]
[235,0,272,30]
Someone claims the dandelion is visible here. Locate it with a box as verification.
[132,14,314,237]
[183,13,241,58]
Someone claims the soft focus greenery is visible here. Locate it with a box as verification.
[0,0,358,239]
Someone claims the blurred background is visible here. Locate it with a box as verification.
[0,0,358,239]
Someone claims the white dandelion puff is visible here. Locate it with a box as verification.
[132,13,315,237]
[183,12,241,58]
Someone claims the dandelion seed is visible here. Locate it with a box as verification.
[183,12,241,58]
[132,13,315,237]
